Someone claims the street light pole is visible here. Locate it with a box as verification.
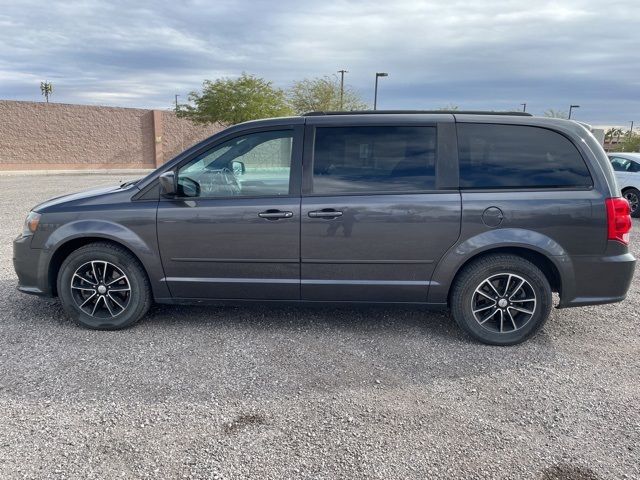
[374,72,388,110]
[568,104,580,119]
[337,69,348,110]
[520,103,527,112]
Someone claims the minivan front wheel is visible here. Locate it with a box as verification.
[450,254,552,345]
[57,242,151,329]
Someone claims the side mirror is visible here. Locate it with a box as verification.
[232,160,246,176]
[159,171,176,196]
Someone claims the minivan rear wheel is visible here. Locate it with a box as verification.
[57,242,151,329]
[450,254,552,345]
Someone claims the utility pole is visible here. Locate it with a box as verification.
[568,104,580,119]
[629,121,635,137]
[337,69,348,110]
[374,72,388,110]
[175,94,183,150]
[520,103,527,112]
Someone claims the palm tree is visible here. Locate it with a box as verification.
[40,81,53,103]
[613,128,624,143]
[605,128,616,143]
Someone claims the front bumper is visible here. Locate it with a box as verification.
[558,250,636,308]
[13,234,51,296]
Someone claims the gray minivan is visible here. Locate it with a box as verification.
[13,111,635,345]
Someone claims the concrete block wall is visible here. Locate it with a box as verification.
[0,100,222,170]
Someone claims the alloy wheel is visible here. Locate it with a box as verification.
[624,191,639,214]
[471,273,537,333]
[70,261,131,318]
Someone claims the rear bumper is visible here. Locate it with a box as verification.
[13,234,52,297]
[558,251,636,308]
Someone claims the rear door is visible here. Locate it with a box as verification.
[157,124,303,300]
[300,115,461,302]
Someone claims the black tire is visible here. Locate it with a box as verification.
[450,254,552,346]
[57,242,151,329]
[623,188,640,218]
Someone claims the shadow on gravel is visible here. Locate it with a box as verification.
[3,278,556,350]
[144,301,462,339]
[541,464,601,480]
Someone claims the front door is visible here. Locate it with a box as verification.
[300,119,461,302]
[157,126,302,300]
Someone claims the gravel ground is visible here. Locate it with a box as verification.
[0,174,638,480]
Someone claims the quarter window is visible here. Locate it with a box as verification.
[458,124,592,189]
[177,130,293,198]
[312,126,437,194]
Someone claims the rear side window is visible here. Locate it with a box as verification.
[458,124,592,189]
[312,126,436,194]
[610,157,640,173]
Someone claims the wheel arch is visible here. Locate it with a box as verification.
[428,228,572,305]
[621,185,640,194]
[48,237,150,297]
[445,246,562,307]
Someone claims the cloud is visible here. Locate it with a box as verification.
[0,0,638,124]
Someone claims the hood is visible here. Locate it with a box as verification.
[33,184,136,212]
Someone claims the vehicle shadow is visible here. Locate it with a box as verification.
[147,300,464,341]
[1,277,457,341]
[1,278,560,351]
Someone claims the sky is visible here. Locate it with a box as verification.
[0,0,638,126]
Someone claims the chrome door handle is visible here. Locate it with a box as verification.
[308,209,343,218]
[258,210,293,220]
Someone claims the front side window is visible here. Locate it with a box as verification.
[458,124,593,189]
[177,130,293,197]
[312,126,437,194]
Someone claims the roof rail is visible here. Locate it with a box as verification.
[302,110,533,117]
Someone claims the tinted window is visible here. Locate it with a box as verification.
[610,157,639,172]
[312,126,436,194]
[177,130,293,198]
[458,124,592,189]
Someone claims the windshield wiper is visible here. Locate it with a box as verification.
[120,179,140,188]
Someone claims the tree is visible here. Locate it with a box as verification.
[40,81,53,103]
[543,109,568,119]
[177,73,292,124]
[288,76,367,114]
[614,132,640,152]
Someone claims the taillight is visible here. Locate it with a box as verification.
[605,197,632,245]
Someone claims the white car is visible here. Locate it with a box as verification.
[608,152,640,217]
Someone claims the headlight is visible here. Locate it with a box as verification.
[22,211,41,236]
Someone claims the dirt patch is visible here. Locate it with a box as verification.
[223,413,267,435]
[542,464,601,480]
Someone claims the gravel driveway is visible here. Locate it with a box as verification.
[0,174,638,479]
